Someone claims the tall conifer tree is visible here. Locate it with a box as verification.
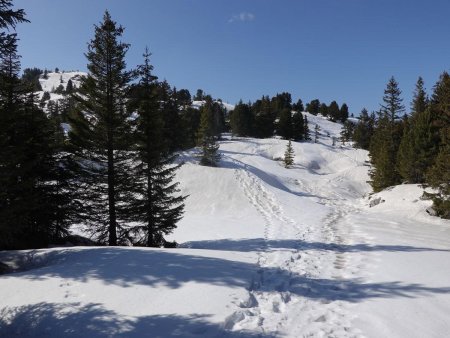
[127,49,186,246]
[69,11,134,245]
[369,77,405,191]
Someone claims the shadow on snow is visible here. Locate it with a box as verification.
[0,302,267,338]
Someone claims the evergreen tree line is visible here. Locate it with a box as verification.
[229,93,348,140]
[0,5,232,249]
[351,76,449,219]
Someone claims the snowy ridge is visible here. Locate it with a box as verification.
[192,100,235,112]
[1,116,450,337]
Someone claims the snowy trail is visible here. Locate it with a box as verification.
[222,148,368,337]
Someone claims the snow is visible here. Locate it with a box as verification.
[1,114,450,337]
[39,71,85,93]
[192,100,235,112]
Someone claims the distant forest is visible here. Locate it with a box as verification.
[0,1,448,250]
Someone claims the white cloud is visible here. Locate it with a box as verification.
[228,12,255,23]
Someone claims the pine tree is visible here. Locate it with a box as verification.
[127,49,186,246]
[304,115,311,140]
[340,120,354,145]
[194,89,204,101]
[293,98,304,112]
[424,72,450,218]
[328,101,340,122]
[66,78,74,94]
[158,81,185,152]
[314,124,320,143]
[353,108,375,150]
[369,77,405,191]
[253,96,275,138]
[319,103,328,117]
[306,99,320,115]
[283,140,295,168]
[277,108,293,139]
[292,111,305,141]
[69,11,135,245]
[230,100,253,137]
[197,97,220,166]
[339,103,349,122]
[0,28,72,249]
[397,77,433,183]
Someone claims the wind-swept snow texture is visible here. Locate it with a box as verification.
[1,114,450,337]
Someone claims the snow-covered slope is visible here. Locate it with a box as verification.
[1,115,450,338]
[35,71,85,108]
[192,100,235,112]
[39,71,84,93]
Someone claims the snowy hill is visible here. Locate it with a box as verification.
[36,71,85,102]
[192,100,235,112]
[1,116,450,337]
[39,71,85,93]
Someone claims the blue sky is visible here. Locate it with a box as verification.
[12,0,450,114]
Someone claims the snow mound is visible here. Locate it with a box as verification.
[366,184,435,220]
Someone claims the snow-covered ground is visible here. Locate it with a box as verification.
[1,114,449,337]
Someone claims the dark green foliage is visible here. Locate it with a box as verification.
[283,140,294,168]
[158,81,185,152]
[69,11,135,245]
[397,77,434,183]
[277,108,293,140]
[369,77,405,191]
[253,96,275,138]
[293,98,304,112]
[41,90,50,101]
[0,28,72,249]
[176,88,191,108]
[381,76,405,122]
[271,92,292,111]
[292,112,305,141]
[21,67,42,91]
[180,106,201,148]
[194,89,204,101]
[127,49,186,246]
[424,72,450,218]
[339,103,349,122]
[340,120,354,145]
[230,100,253,137]
[66,79,74,94]
[304,115,311,140]
[328,101,340,122]
[197,97,221,166]
[319,103,328,117]
[306,99,320,115]
[0,0,28,29]
[353,108,375,150]
[53,83,64,94]
[426,143,450,219]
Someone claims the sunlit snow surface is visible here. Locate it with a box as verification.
[1,114,450,338]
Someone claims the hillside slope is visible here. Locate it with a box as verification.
[1,115,450,338]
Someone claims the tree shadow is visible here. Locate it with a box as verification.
[6,248,256,289]
[181,238,450,254]
[0,302,269,338]
[2,246,449,314]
